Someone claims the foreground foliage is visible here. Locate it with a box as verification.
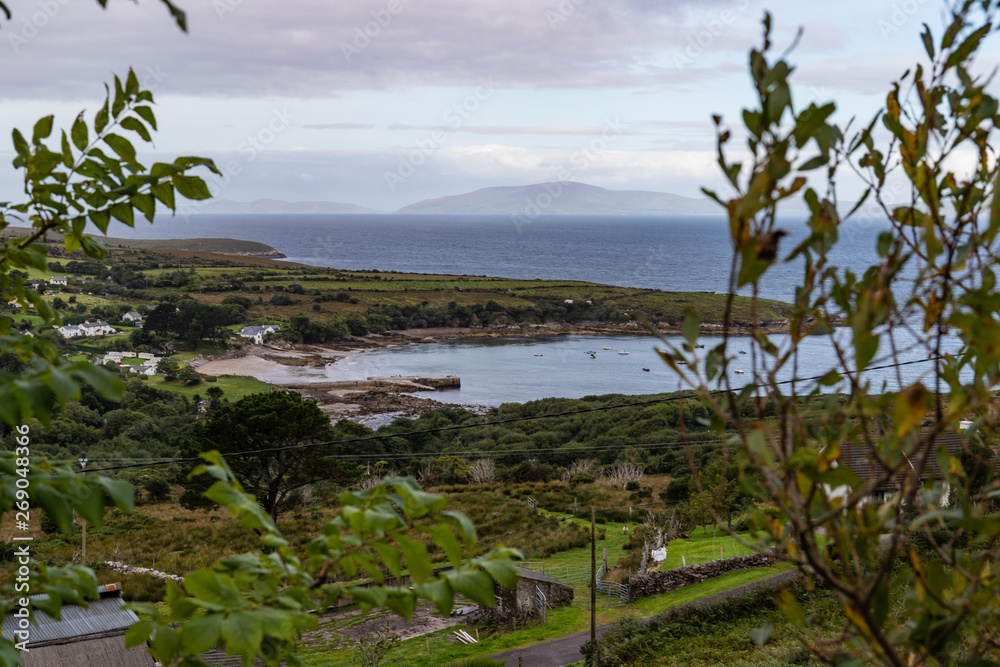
[660,3,1000,664]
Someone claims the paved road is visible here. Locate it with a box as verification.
[492,569,798,667]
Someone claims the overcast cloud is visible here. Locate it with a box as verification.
[0,0,980,209]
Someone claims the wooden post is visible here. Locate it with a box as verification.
[603,546,608,573]
[81,520,86,566]
[425,636,430,655]
[590,506,600,663]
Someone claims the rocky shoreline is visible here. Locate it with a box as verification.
[196,318,802,423]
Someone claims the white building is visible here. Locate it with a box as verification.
[57,321,118,338]
[123,311,143,323]
[239,324,280,344]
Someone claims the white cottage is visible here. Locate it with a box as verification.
[239,324,280,344]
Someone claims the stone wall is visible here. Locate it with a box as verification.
[628,551,775,601]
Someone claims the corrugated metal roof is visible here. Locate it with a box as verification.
[0,585,139,646]
[839,431,967,491]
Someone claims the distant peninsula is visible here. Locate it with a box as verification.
[395,182,721,215]
[0,227,285,258]
[180,182,729,217]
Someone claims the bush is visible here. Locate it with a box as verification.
[269,294,295,306]
[0,541,14,563]
[660,477,691,504]
[625,480,640,491]
[144,476,171,503]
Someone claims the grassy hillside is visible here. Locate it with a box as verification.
[11,241,791,336]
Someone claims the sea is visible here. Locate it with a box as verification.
[110,214,944,405]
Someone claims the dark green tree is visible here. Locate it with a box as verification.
[182,391,353,522]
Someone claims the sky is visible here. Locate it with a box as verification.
[0,0,983,213]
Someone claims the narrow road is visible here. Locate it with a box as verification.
[492,569,798,667]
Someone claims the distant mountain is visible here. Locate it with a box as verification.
[196,199,384,215]
[394,182,722,216]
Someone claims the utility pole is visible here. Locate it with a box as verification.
[79,457,88,565]
[591,507,597,666]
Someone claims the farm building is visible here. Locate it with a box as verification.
[0,583,154,667]
[480,567,574,624]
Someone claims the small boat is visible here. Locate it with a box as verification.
[618,350,629,355]
[585,350,596,355]
[642,368,650,372]
[602,346,613,350]
[533,354,543,357]
[734,367,745,374]
[739,350,747,355]
[694,344,705,348]
[589,354,596,359]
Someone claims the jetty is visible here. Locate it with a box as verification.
[309,376,461,392]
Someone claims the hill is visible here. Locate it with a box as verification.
[395,182,721,215]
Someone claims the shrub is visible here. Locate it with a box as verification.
[625,480,640,491]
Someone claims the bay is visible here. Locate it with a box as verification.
[114,213,941,404]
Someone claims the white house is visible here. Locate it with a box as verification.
[123,311,143,324]
[50,276,68,286]
[57,321,117,338]
[239,324,280,344]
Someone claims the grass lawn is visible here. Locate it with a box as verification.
[6,313,43,326]
[142,374,272,401]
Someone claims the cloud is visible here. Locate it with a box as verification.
[388,124,636,135]
[0,0,760,99]
[303,122,377,130]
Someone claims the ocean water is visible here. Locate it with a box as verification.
[112,213,942,404]
[110,214,892,303]
[266,332,944,406]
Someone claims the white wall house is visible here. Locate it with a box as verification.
[50,276,68,286]
[123,311,143,323]
[239,324,280,344]
[57,321,117,338]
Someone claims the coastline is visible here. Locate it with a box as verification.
[194,319,794,422]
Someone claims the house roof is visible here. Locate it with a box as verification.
[515,566,570,587]
[0,584,138,647]
[19,634,155,667]
[81,321,111,329]
[838,431,967,491]
[124,312,142,318]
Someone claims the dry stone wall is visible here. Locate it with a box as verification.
[628,551,775,600]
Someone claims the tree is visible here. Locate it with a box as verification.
[155,357,181,381]
[205,385,224,410]
[0,5,524,666]
[181,391,350,522]
[658,4,1000,664]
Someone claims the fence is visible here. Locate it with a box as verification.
[535,585,547,624]
[519,561,629,609]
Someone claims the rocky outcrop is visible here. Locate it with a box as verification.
[628,551,775,601]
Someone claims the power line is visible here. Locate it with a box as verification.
[78,356,939,474]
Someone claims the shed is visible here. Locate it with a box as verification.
[483,567,573,624]
[0,583,154,667]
